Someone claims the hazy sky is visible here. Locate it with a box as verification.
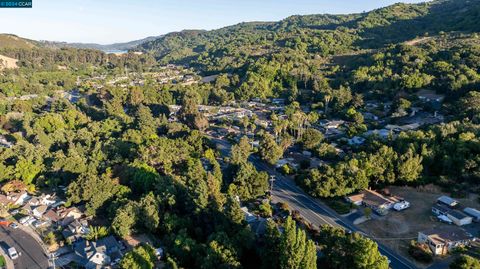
[0,0,426,44]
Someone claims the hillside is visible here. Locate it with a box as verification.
[138,0,480,73]
[0,34,39,49]
[41,35,162,52]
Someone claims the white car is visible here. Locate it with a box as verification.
[19,216,32,225]
[393,201,410,211]
[8,247,19,260]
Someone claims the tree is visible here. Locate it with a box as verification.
[230,136,252,165]
[112,202,138,238]
[120,244,157,269]
[86,226,109,241]
[450,255,480,269]
[229,162,269,200]
[259,132,283,165]
[300,128,324,150]
[278,217,316,269]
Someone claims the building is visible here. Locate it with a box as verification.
[418,226,475,255]
[437,196,459,208]
[345,190,402,215]
[447,210,473,226]
[463,208,480,222]
[32,205,48,218]
[73,236,123,268]
[432,204,450,216]
[1,191,30,206]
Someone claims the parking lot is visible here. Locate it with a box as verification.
[0,225,49,269]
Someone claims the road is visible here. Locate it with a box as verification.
[0,225,49,269]
[212,137,418,269]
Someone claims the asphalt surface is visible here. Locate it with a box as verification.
[0,225,49,269]
[212,137,419,269]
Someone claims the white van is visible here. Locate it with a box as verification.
[8,247,19,260]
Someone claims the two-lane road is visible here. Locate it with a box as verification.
[212,137,418,269]
[0,225,49,269]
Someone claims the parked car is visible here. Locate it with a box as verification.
[393,201,410,211]
[32,220,48,228]
[438,215,453,224]
[9,209,19,216]
[9,223,18,229]
[19,216,32,225]
[8,247,19,260]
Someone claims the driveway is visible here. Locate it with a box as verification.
[0,225,49,269]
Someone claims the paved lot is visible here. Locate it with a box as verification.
[0,225,49,269]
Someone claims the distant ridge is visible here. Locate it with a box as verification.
[39,35,162,51]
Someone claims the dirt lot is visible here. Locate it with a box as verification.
[358,185,480,268]
[0,54,18,69]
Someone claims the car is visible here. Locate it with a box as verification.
[32,220,48,228]
[19,216,32,225]
[9,223,18,229]
[9,209,19,216]
[8,247,19,260]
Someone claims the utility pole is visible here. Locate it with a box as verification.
[269,175,276,192]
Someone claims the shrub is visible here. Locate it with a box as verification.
[408,241,433,263]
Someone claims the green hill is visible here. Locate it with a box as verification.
[138,0,480,73]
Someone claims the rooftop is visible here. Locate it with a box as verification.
[421,226,473,245]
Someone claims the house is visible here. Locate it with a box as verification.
[416,89,445,109]
[447,210,473,226]
[59,207,84,226]
[345,190,402,215]
[241,207,257,223]
[418,226,475,255]
[437,196,458,208]
[5,191,30,206]
[321,120,345,130]
[44,209,61,224]
[345,193,364,206]
[463,208,480,222]
[73,236,123,269]
[348,136,366,146]
[63,219,90,243]
[33,205,48,218]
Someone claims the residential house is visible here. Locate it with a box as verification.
[63,219,90,243]
[463,208,480,222]
[346,190,402,215]
[73,236,123,269]
[3,191,30,206]
[437,196,459,208]
[44,209,61,225]
[345,193,364,206]
[418,226,475,255]
[33,205,48,218]
[59,207,84,226]
[348,136,366,146]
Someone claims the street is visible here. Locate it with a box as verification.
[0,225,49,269]
[212,137,418,269]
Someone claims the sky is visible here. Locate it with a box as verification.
[0,0,426,44]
